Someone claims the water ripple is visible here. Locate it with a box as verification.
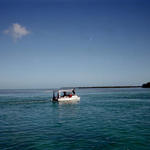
[0,88,150,150]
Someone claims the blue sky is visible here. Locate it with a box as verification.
[0,0,150,88]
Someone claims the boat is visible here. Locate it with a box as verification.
[51,88,80,102]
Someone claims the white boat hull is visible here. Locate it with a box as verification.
[52,95,80,102]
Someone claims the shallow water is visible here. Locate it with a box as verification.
[0,88,150,150]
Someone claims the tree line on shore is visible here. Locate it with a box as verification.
[142,82,150,88]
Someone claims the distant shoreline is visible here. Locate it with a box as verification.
[76,86,141,89]
[0,86,142,90]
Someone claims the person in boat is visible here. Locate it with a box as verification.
[63,92,67,97]
[57,93,59,99]
[72,89,75,95]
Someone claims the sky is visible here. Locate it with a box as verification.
[0,0,150,89]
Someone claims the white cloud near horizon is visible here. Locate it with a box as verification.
[4,23,30,41]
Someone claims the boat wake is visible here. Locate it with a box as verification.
[0,99,50,105]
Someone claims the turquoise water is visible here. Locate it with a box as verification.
[0,88,150,150]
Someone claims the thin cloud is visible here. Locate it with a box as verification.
[4,23,30,41]
[89,37,93,41]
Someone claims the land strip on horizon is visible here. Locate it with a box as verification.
[76,86,141,89]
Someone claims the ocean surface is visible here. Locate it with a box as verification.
[0,88,150,150]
